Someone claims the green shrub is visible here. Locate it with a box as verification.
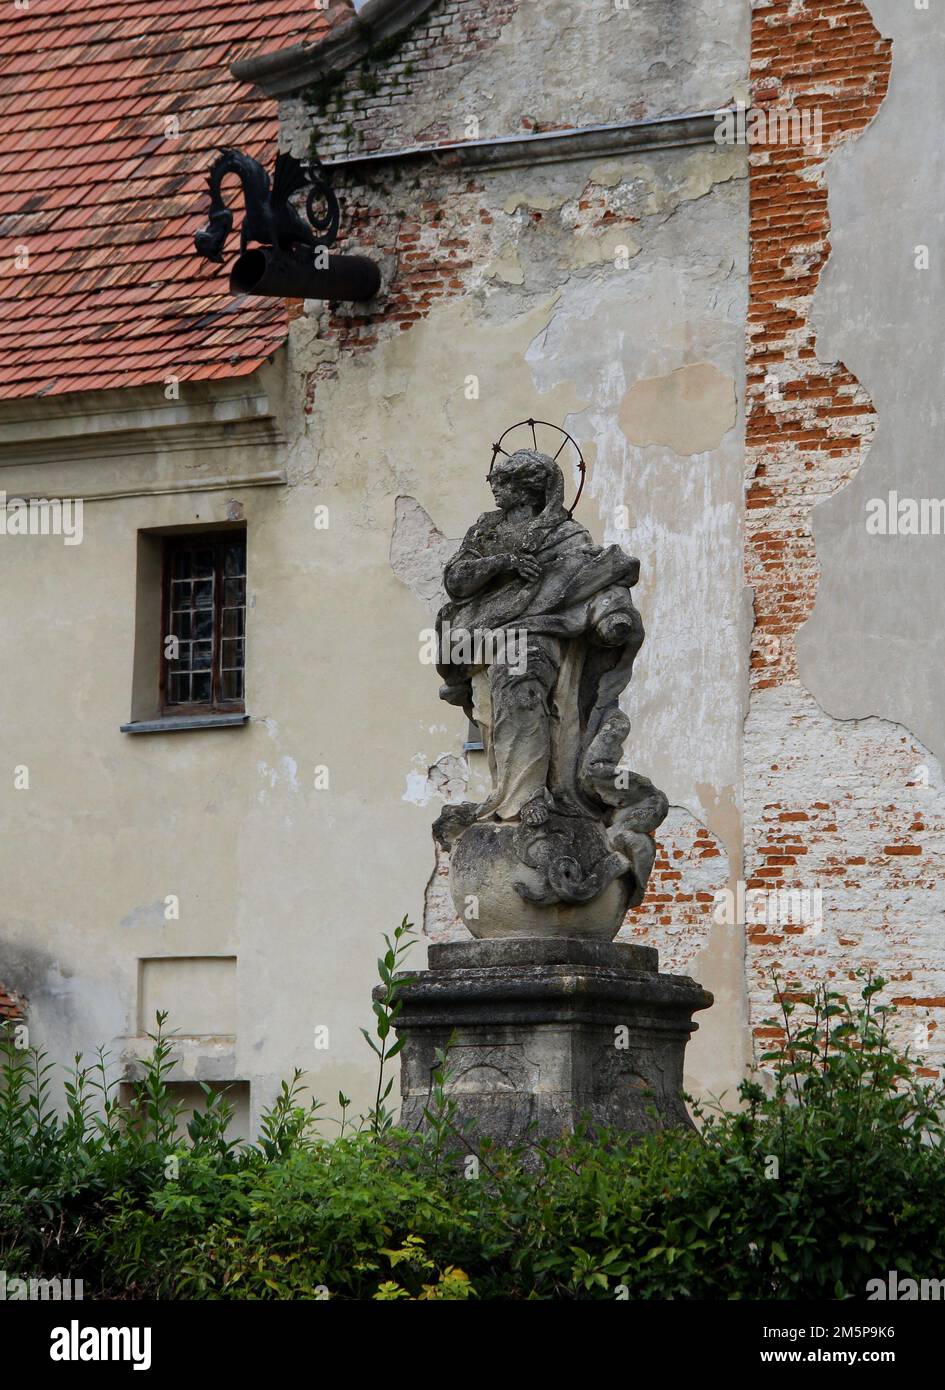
[1,939,943,1300]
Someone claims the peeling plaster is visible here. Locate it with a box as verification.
[619,362,737,457]
[1,0,756,1131]
[589,160,627,189]
[389,495,457,613]
[401,752,467,807]
[503,191,567,215]
[630,147,745,218]
[568,228,641,270]
[740,0,945,1072]
[380,170,750,1095]
[486,244,525,285]
[746,686,945,1058]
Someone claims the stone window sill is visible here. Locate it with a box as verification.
[120,713,249,734]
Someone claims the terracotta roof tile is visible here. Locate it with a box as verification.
[0,0,351,399]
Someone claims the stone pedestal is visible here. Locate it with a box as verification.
[388,938,713,1148]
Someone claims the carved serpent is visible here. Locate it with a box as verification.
[513,822,630,906]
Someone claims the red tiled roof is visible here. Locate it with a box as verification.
[0,0,349,400]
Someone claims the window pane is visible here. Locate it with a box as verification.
[221,638,244,670]
[221,669,243,702]
[164,535,246,710]
[220,537,246,705]
[223,577,245,608]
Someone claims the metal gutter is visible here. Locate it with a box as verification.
[324,110,730,175]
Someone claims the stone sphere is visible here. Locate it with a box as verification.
[449,819,631,940]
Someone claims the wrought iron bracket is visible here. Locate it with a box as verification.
[194,147,380,303]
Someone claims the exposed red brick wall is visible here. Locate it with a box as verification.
[0,983,26,1021]
[744,691,945,1070]
[291,0,644,407]
[743,1,942,1063]
[300,158,645,411]
[296,0,939,1076]
[747,0,891,688]
[623,812,729,976]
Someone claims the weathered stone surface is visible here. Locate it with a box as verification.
[399,448,714,1142]
[448,819,634,939]
[388,943,712,1147]
[427,935,658,972]
[432,444,668,940]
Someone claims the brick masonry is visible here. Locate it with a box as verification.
[293,151,665,410]
[289,0,943,1074]
[747,0,891,696]
[296,0,520,162]
[282,0,694,378]
[745,0,945,1073]
[620,809,729,978]
[292,1,747,1004]
[281,0,520,386]
[0,983,26,1022]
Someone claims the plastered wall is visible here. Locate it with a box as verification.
[1,0,761,1125]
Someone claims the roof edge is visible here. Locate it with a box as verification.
[231,0,437,96]
[0,365,286,469]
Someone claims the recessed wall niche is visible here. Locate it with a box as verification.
[137,956,237,1037]
[118,1080,250,1142]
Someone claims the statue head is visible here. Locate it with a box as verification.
[489,449,567,519]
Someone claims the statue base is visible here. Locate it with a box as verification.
[448,819,633,940]
[386,938,713,1149]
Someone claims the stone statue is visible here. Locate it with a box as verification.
[389,438,711,1145]
[433,446,668,939]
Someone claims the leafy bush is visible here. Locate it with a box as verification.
[2,932,943,1300]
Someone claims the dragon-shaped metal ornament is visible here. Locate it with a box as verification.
[194,148,379,303]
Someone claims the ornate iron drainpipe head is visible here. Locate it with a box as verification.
[193,147,381,302]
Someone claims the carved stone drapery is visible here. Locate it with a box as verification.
[432,445,668,940]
